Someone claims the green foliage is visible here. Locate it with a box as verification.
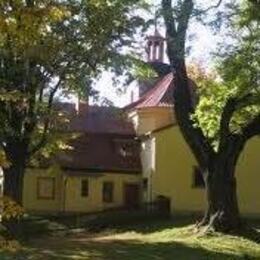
[0,0,147,162]
[130,56,157,79]
[192,1,260,150]
[0,0,150,204]
[0,197,25,220]
[126,59,158,86]
[192,79,227,144]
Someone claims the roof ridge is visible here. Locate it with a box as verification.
[139,73,173,107]
[141,73,172,100]
[124,73,173,110]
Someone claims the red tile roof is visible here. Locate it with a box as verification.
[58,133,141,173]
[124,73,195,111]
[125,73,173,110]
[51,104,141,173]
[67,105,136,136]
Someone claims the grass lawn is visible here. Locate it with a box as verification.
[0,217,260,259]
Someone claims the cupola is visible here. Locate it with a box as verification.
[146,29,165,63]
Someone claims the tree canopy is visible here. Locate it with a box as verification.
[193,0,260,149]
[0,0,147,204]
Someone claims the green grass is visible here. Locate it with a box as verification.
[1,217,260,259]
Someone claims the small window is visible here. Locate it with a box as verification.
[37,177,55,200]
[119,146,134,157]
[193,166,205,188]
[102,182,114,203]
[114,139,136,158]
[81,179,89,197]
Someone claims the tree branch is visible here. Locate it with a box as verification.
[194,0,223,16]
[242,113,260,140]
[28,56,74,157]
[38,69,53,103]
[218,93,258,150]
[162,0,215,167]
[218,100,234,152]
[161,0,177,34]
[28,78,63,156]
[178,0,194,34]
[161,0,177,65]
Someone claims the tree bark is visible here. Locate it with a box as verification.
[201,168,240,231]
[171,59,246,232]
[3,141,27,205]
[199,138,245,232]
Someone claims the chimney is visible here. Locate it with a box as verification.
[76,97,88,115]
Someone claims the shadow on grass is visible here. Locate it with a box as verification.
[13,213,178,237]
[1,237,251,260]
[1,216,260,259]
[13,214,260,243]
[109,215,200,234]
[236,225,260,244]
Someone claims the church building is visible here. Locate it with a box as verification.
[22,29,260,217]
[124,29,260,216]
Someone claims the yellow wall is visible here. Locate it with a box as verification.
[128,107,175,136]
[23,166,64,213]
[141,137,156,202]
[152,126,260,216]
[152,126,205,213]
[23,168,141,214]
[236,137,260,216]
[64,173,141,213]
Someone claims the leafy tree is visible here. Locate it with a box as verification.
[0,0,146,205]
[161,0,260,232]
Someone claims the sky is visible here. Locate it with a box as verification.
[85,1,227,108]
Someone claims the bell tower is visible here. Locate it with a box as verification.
[146,28,165,63]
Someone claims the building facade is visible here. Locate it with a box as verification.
[22,29,260,217]
[125,30,260,216]
[23,105,142,214]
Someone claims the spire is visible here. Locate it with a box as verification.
[146,12,165,63]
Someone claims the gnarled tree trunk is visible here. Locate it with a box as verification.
[199,138,245,232]
[201,166,240,231]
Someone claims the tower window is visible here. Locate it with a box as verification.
[155,41,160,60]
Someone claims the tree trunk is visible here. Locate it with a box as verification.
[3,142,27,205]
[3,162,25,206]
[201,170,241,232]
[1,142,27,237]
[199,141,244,232]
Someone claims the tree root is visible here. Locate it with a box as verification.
[195,216,260,243]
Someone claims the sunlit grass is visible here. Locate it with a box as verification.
[1,218,260,259]
[93,224,260,259]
